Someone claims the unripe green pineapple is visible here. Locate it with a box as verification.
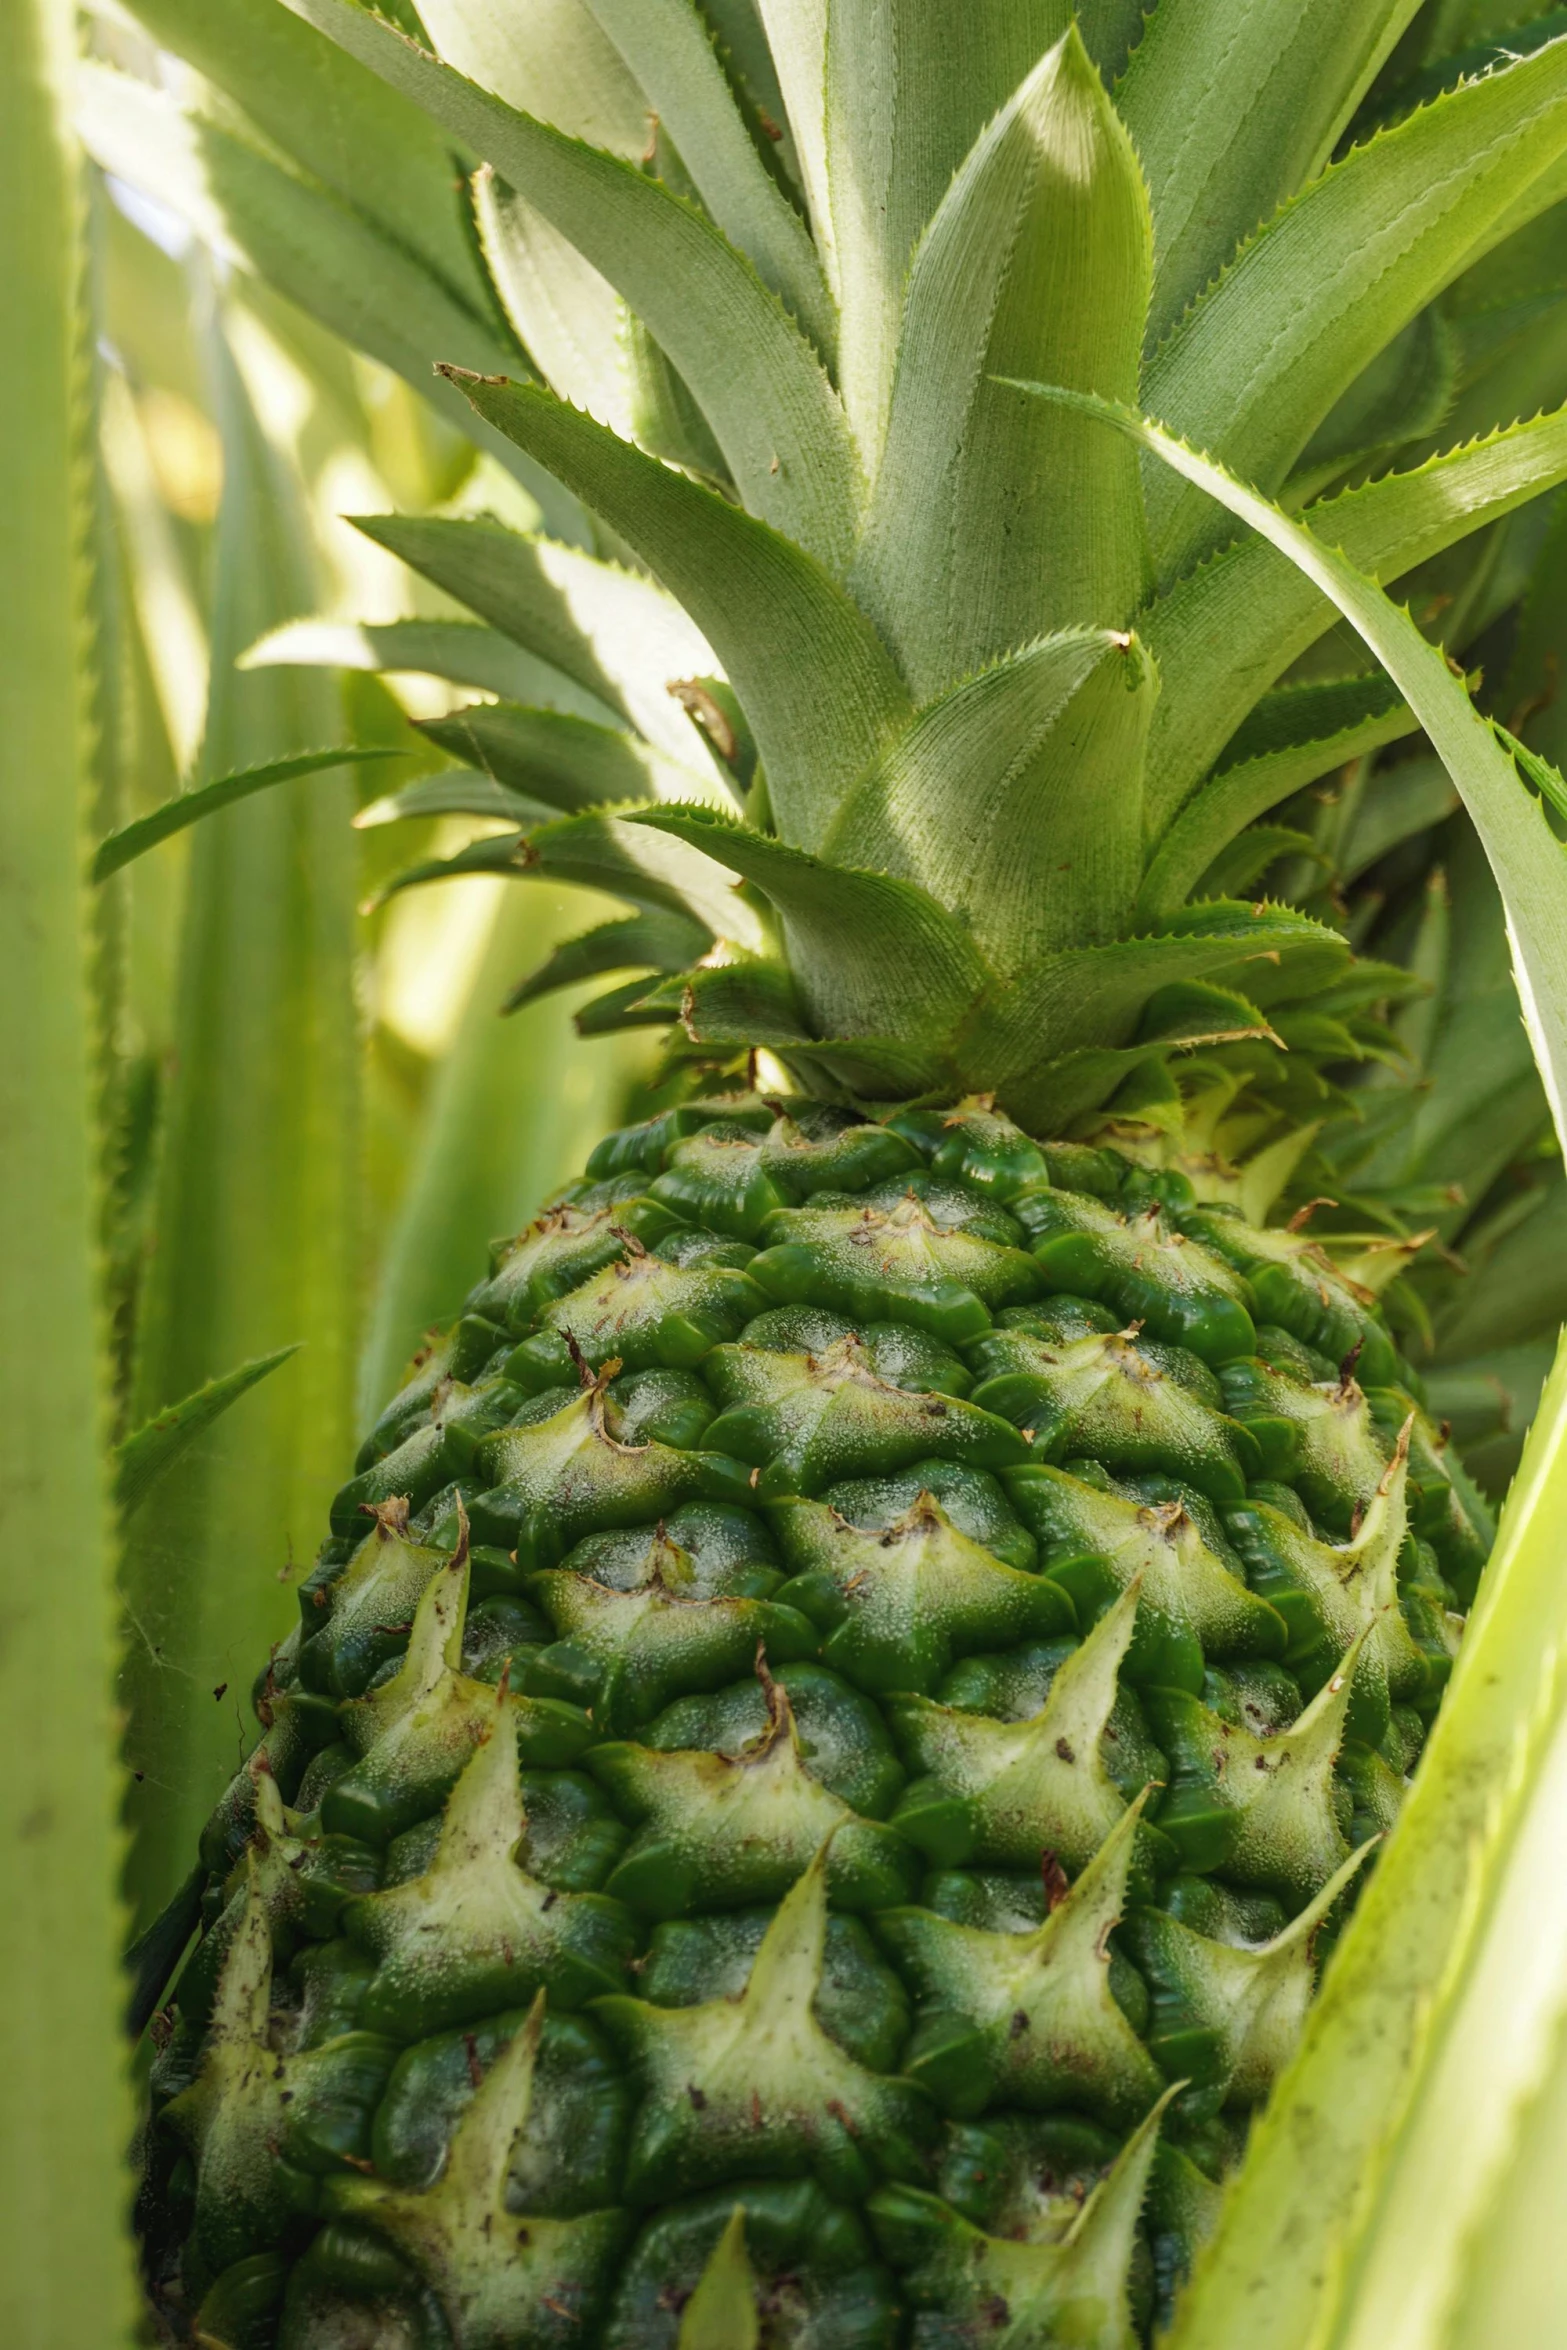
[141,1096,1493,2347]
[108,0,1567,2341]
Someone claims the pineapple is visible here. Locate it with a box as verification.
[121,0,1567,2343]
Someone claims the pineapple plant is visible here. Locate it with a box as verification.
[97,0,1567,2343]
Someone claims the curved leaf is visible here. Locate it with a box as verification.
[582,0,834,354]
[1143,404,1567,828]
[1143,34,1567,575]
[277,0,863,565]
[92,745,389,880]
[1036,391,1567,1137]
[114,1346,301,1518]
[414,702,717,812]
[854,27,1150,693]
[503,908,711,1011]
[242,615,614,716]
[630,803,993,1048]
[350,514,719,771]
[1139,675,1419,917]
[447,370,912,847]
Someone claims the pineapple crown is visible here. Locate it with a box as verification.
[105,0,1567,1134]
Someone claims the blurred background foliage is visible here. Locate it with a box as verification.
[84,43,657,1929]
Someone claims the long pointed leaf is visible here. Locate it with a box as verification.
[120,0,498,323]
[447,369,912,846]
[632,802,993,1052]
[1036,392,1567,1134]
[582,0,834,353]
[1143,34,1567,576]
[278,0,863,565]
[92,745,388,880]
[114,1345,301,1518]
[504,907,711,1010]
[414,702,719,812]
[1119,0,1423,343]
[243,615,615,713]
[820,0,1070,459]
[348,514,720,770]
[2,0,137,2329]
[854,27,1150,692]
[1139,676,1419,917]
[1144,405,1567,829]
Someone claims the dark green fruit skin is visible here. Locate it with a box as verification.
[140,1099,1492,2349]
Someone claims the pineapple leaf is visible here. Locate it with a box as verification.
[92,745,390,880]
[114,1345,302,1518]
[628,804,992,1053]
[854,27,1150,693]
[355,772,561,831]
[242,616,612,712]
[72,64,578,515]
[1139,675,1420,919]
[413,703,723,814]
[1496,719,1567,821]
[1143,31,1567,576]
[4,2,137,2322]
[1119,0,1423,344]
[348,514,722,771]
[471,169,633,434]
[275,0,863,563]
[823,628,1154,969]
[579,0,835,356]
[117,0,499,323]
[378,807,763,945]
[411,0,650,152]
[448,370,912,847]
[504,909,712,1012]
[1030,385,1567,1145]
[818,0,1072,461]
[1143,402,1567,829]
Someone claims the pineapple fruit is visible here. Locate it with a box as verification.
[120,0,1567,2342]
[146,1094,1493,2347]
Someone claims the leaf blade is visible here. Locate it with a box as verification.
[114,1345,301,1518]
[92,745,388,880]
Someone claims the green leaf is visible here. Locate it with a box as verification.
[415,0,651,151]
[1044,392,1567,1138]
[582,0,834,355]
[1337,750,1459,883]
[118,316,362,1933]
[1498,721,1567,822]
[1118,0,1423,343]
[414,703,716,813]
[630,803,993,1054]
[575,972,682,1032]
[447,370,912,847]
[114,1345,301,1518]
[381,808,763,942]
[819,0,1071,459]
[853,27,1150,694]
[1143,34,1567,576]
[966,902,1346,1105]
[243,615,615,713]
[2,0,137,2327]
[1143,403,1567,829]
[1166,1334,1567,2350]
[92,745,389,880]
[349,514,721,771]
[356,773,558,830]
[277,0,863,566]
[471,168,633,432]
[1139,674,1419,917]
[119,0,498,324]
[824,628,1155,968]
[503,908,711,1010]
[73,65,579,519]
